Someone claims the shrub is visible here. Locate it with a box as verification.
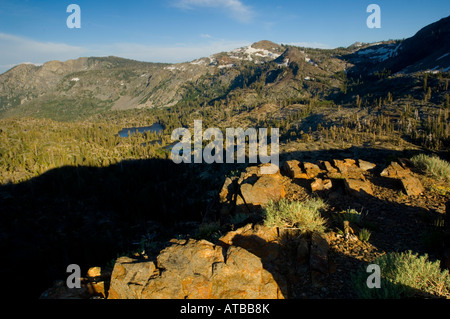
[263,198,327,234]
[335,208,362,225]
[195,222,222,242]
[411,154,450,181]
[353,251,450,298]
[358,228,372,242]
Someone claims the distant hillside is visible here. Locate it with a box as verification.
[0,15,449,121]
[0,40,348,121]
[345,15,450,76]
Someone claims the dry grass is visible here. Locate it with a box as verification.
[411,154,450,182]
[263,198,327,234]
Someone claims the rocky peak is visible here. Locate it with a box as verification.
[251,40,284,52]
[347,15,450,75]
[224,41,285,65]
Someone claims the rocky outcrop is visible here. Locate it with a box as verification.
[219,164,288,217]
[283,160,305,179]
[220,224,330,289]
[333,159,374,196]
[219,158,428,224]
[105,223,334,299]
[311,178,333,192]
[218,223,281,264]
[358,159,377,172]
[280,157,427,197]
[381,160,425,196]
[218,158,426,225]
[108,236,286,299]
[303,163,323,179]
[42,156,438,299]
[108,257,157,299]
[238,174,286,206]
[343,177,373,197]
[282,158,375,196]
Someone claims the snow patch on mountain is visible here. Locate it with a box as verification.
[243,45,280,59]
[227,44,281,63]
[356,43,401,62]
[218,64,235,69]
[277,58,290,67]
[190,59,206,65]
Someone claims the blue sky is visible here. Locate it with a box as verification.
[0,0,449,73]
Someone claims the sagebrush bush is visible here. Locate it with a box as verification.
[411,154,450,181]
[358,228,372,242]
[353,250,450,298]
[263,198,327,233]
[335,208,362,225]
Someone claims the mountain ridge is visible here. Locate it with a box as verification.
[0,40,344,120]
[1,16,450,121]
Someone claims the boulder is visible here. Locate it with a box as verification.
[108,238,286,299]
[303,162,323,179]
[344,177,373,196]
[87,267,102,278]
[381,161,425,196]
[320,160,338,174]
[333,159,365,180]
[218,165,288,217]
[218,224,280,263]
[333,159,357,174]
[400,175,425,196]
[219,165,288,209]
[282,160,308,179]
[238,173,286,207]
[380,161,409,178]
[108,257,157,299]
[141,239,223,299]
[358,160,376,171]
[311,178,333,192]
[210,246,284,299]
[283,161,324,180]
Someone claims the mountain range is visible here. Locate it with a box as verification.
[0,15,449,121]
